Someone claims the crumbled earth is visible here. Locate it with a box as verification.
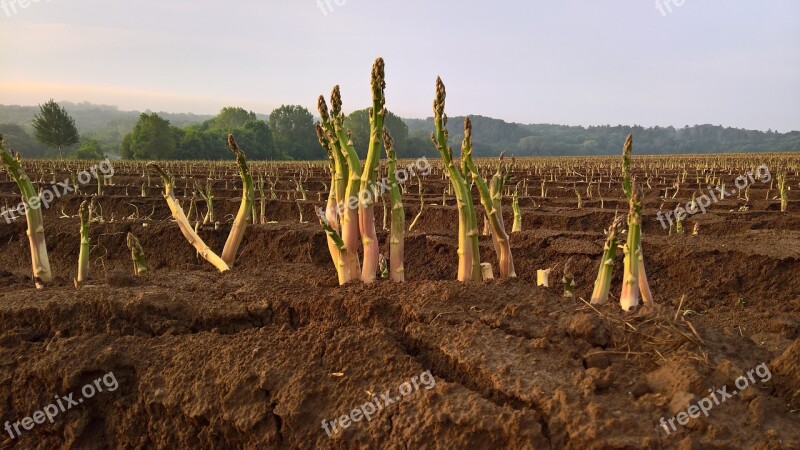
[0,157,799,449]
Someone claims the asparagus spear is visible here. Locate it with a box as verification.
[329,86,363,281]
[149,163,229,272]
[221,134,254,267]
[463,118,516,278]
[622,133,633,200]
[431,77,480,281]
[384,127,405,282]
[590,215,621,305]
[512,184,522,233]
[358,58,387,283]
[126,232,149,276]
[315,122,347,285]
[0,136,52,288]
[777,170,788,212]
[620,183,643,311]
[77,200,90,283]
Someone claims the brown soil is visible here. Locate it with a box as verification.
[0,158,799,449]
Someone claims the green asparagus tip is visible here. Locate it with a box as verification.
[434,77,446,116]
[227,134,239,152]
[315,122,327,145]
[126,232,141,251]
[317,95,330,121]
[383,127,395,158]
[630,181,643,214]
[78,199,89,222]
[228,134,249,175]
[315,123,333,160]
[331,85,342,116]
[371,57,386,94]
[624,133,633,156]
[147,162,171,184]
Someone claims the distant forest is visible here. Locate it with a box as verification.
[1,102,798,160]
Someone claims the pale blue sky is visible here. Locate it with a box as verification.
[1,0,798,131]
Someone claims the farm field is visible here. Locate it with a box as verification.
[0,152,799,449]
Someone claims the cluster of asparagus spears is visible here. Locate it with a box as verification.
[314,58,405,284]
[432,78,518,281]
[590,134,655,311]
[314,68,522,284]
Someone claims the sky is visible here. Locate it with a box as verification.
[0,0,798,131]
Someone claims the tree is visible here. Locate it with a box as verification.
[75,138,104,159]
[207,107,257,132]
[169,107,279,160]
[121,113,177,160]
[344,109,409,158]
[235,120,281,160]
[518,135,545,154]
[174,129,223,160]
[32,99,79,159]
[269,105,320,160]
[120,133,133,159]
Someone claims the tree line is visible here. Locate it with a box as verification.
[405,116,800,156]
[1,100,798,160]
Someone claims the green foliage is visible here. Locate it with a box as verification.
[32,99,79,158]
[176,107,280,160]
[75,138,104,159]
[407,118,800,156]
[4,101,800,160]
[0,124,50,157]
[344,109,409,159]
[269,105,320,160]
[204,107,257,132]
[120,107,281,160]
[122,113,177,160]
[235,120,280,159]
[173,129,223,160]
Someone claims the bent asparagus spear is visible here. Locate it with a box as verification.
[221,134,254,267]
[148,162,229,272]
[0,136,52,288]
